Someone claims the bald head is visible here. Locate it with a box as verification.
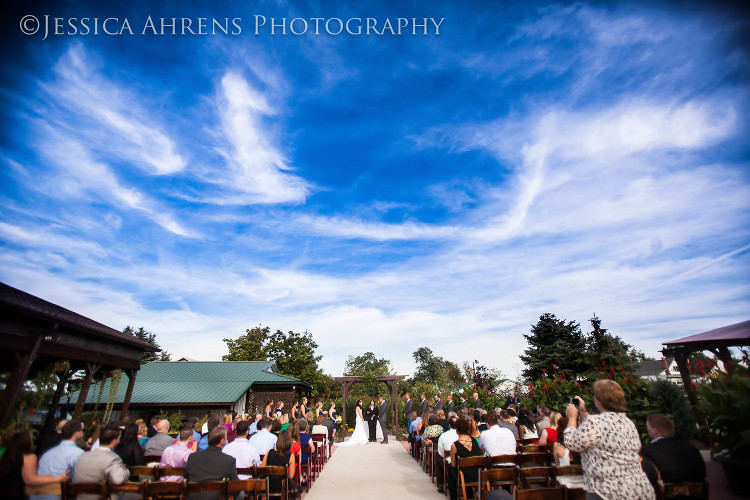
[156,419,170,433]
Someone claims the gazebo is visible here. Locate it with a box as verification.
[333,375,407,440]
[0,282,159,431]
[661,319,750,408]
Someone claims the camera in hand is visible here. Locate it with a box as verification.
[571,397,580,407]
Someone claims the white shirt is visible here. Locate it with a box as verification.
[248,428,277,456]
[480,424,517,457]
[437,428,459,464]
[222,437,261,479]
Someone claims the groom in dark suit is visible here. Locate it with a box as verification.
[378,396,389,443]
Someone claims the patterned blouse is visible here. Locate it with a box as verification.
[564,412,654,500]
[422,424,445,472]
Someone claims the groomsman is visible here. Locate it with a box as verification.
[460,395,468,411]
[446,394,456,413]
[473,392,483,410]
[403,393,414,421]
[434,395,445,413]
[419,393,429,414]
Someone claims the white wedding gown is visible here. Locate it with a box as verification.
[337,407,383,446]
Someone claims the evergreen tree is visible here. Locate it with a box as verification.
[123,326,171,364]
[520,313,587,380]
[583,314,642,377]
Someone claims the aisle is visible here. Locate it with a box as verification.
[304,439,443,500]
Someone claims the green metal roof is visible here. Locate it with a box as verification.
[69,361,312,405]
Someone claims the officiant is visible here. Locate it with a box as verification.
[365,400,378,442]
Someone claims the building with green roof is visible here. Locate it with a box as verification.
[68,360,313,419]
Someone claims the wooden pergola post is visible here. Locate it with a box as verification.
[119,368,138,419]
[0,333,44,429]
[73,363,101,419]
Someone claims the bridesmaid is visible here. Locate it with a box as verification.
[315,402,324,420]
[300,397,309,416]
[264,399,274,419]
[291,401,300,420]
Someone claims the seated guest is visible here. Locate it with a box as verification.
[498,410,520,439]
[436,416,459,494]
[448,417,483,500]
[226,416,242,443]
[408,411,421,442]
[553,416,583,488]
[160,428,195,481]
[640,413,706,485]
[249,417,277,456]
[36,420,67,458]
[322,412,335,443]
[536,405,551,433]
[184,426,238,500]
[143,420,174,458]
[198,416,220,452]
[516,406,538,439]
[137,421,150,447]
[270,419,282,436]
[248,414,263,434]
[115,424,146,468]
[436,409,449,431]
[480,410,516,457]
[477,410,488,432]
[422,414,445,472]
[538,411,560,446]
[147,417,159,438]
[221,421,260,479]
[29,421,83,500]
[74,424,129,495]
[186,417,201,443]
[297,419,316,482]
[467,418,482,448]
[261,430,296,496]
[311,416,330,458]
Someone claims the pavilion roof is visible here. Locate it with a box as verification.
[662,319,750,352]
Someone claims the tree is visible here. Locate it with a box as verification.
[124,326,171,364]
[222,326,326,391]
[583,314,643,377]
[344,352,393,396]
[412,347,463,388]
[520,313,587,380]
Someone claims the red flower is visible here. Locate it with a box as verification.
[561,373,565,378]
[594,366,598,371]
[542,369,546,373]
[689,382,697,390]
[610,367,615,373]
[601,360,606,366]
[27,409,35,415]
[620,366,624,371]
[544,385,549,391]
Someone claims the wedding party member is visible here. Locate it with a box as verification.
[300,397,309,416]
[403,394,414,423]
[366,401,378,442]
[2,428,69,500]
[420,394,429,414]
[264,400,275,420]
[448,417,482,500]
[275,402,285,418]
[460,395,468,411]
[446,394,456,414]
[565,381,654,500]
[315,402,324,420]
[378,396,389,443]
[291,401,301,420]
[503,391,519,409]
[472,393,482,410]
[337,400,371,446]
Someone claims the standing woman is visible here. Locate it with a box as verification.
[300,397,309,417]
[291,401,301,421]
[315,402,324,420]
[275,401,285,419]
[0,428,69,500]
[564,380,654,500]
[264,400,274,420]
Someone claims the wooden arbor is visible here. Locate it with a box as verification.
[333,375,407,441]
[0,282,159,430]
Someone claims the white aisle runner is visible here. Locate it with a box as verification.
[303,440,443,500]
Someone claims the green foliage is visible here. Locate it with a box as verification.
[344,351,393,396]
[698,359,750,459]
[412,347,463,388]
[124,326,171,364]
[582,315,641,379]
[222,326,326,391]
[520,313,587,380]
[156,409,186,433]
[648,380,696,441]
[524,373,590,414]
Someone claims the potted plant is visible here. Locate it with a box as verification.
[697,357,750,496]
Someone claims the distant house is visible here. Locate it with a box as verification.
[635,358,683,384]
[68,360,313,419]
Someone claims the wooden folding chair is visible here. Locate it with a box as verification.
[310,433,327,466]
[457,456,488,500]
[443,450,451,498]
[144,455,163,464]
[518,444,546,454]
[298,445,314,491]
[519,466,553,489]
[235,468,254,478]
[226,478,268,500]
[562,485,586,500]
[156,466,186,480]
[516,438,536,447]
[487,455,517,467]
[511,485,565,500]
[656,479,709,500]
[61,480,107,500]
[185,479,227,499]
[129,465,159,480]
[551,465,582,488]
[431,444,441,484]
[481,465,519,500]
[146,479,185,500]
[256,465,288,500]
[107,480,148,500]
[515,452,552,468]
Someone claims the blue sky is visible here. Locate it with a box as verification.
[2,1,749,379]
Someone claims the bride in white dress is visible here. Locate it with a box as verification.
[336,399,382,446]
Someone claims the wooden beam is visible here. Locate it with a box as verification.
[119,368,138,419]
[0,333,44,428]
[73,363,101,419]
